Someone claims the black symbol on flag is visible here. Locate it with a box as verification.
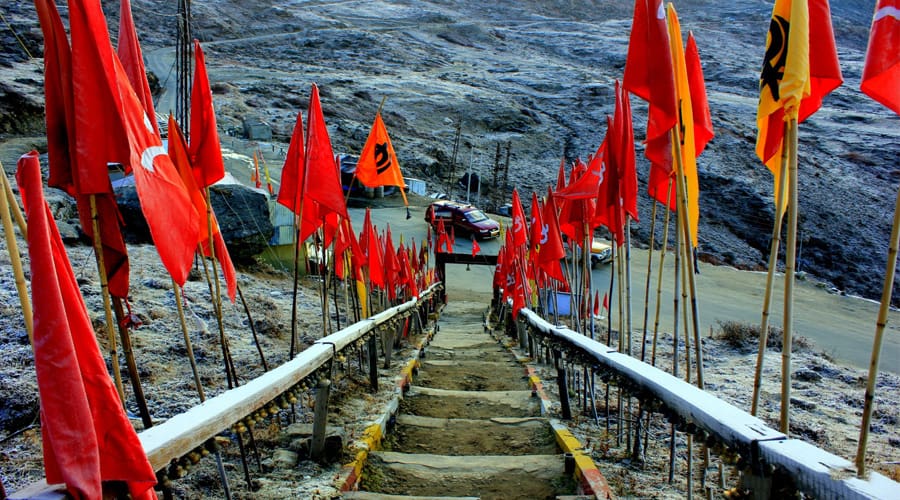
[374,142,392,175]
[760,15,789,102]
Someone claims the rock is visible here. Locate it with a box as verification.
[272,448,299,468]
[795,369,823,383]
[790,397,817,411]
[113,180,273,262]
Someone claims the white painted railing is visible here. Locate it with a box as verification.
[518,307,900,500]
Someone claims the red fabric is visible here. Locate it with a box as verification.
[510,189,528,248]
[471,238,481,257]
[17,151,157,500]
[861,0,900,115]
[593,290,600,316]
[347,219,367,282]
[493,245,506,288]
[333,217,350,280]
[616,82,639,222]
[383,227,398,300]
[685,33,714,156]
[555,142,605,201]
[648,163,676,211]
[117,0,158,137]
[112,54,200,287]
[537,189,567,284]
[598,115,625,245]
[528,192,543,256]
[362,209,384,288]
[72,0,198,289]
[555,158,567,191]
[623,0,677,171]
[277,112,305,213]
[44,0,130,297]
[511,256,526,319]
[69,0,130,194]
[35,0,75,194]
[798,0,843,122]
[189,40,225,188]
[168,116,236,302]
[305,84,349,218]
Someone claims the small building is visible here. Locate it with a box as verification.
[242,117,272,141]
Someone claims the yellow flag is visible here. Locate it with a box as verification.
[666,4,700,248]
[756,0,810,213]
[356,113,408,205]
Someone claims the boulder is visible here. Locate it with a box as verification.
[114,180,273,262]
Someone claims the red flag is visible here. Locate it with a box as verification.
[189,40,225,188]
[169,116,236,302]
[537,189,567,284]
[277,111,305,213]
[603,292,609,311]
[615,82,639,222]
[593,290,600,316]
[117,0,158,137]
[685,32,714,156]
[528,192,544,256]
[510,189,528,248]
[383,227,398,300]
[472,238,481,257]
[362,209,384,287]
[494,245,506,288]
[555,143,606,201]
[305,84,349,219]
[17,152,157,500]
[598,115,625,245]
[861,0,900,115]
[555,158,567,191]
[624,0,677,171]
[71,0,198,287]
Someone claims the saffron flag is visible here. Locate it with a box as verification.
[667,5,701,247]
[71,0,199,287]
[17,151,157,500]
[355,112,409,206]
[40,0,131,297]
[189,40,226,189]
[861,0,900,115]
[624,0,677,171]
[686,32,714,157]
[169,116,236,302]
[756,0,842,211]
[117,0,158,137]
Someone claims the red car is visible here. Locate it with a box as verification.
[425,200,500,240]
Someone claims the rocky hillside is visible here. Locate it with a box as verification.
[2,0,897,302]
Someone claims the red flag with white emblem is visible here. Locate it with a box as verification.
[861,0,900,115]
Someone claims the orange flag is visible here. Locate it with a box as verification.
[355,112,408,205]
[18,151,157,500]
[861,0,900,115]
[189,40,226,188]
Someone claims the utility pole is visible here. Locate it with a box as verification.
[448,118,462,199]
[176,0,192,132]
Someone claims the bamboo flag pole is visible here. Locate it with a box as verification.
[625,219,634,355]
[198,243,237,388]
[856,184,900,477]
[0,170,32,344]
[88,194,127,404]
[290,220,302,358]
[640,199,660,361]
[652,179,675,366]
[111,297,153,429]
[173,280,206,401]
[751,126,790,416]
[780,118,799,434]
[202,188,237,388]
[237,282,269,371]
[3,170,27,238]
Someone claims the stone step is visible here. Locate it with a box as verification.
[401,386,539,419]
[342,493,478,500]
[414,360,525,391]
[361,452,572,499]
[388,415,557,456]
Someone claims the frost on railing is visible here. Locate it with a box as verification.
[517,307,900,500]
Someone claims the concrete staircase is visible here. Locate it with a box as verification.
[348,301,577,499]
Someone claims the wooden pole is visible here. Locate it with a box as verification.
[856,185,900,477]
[290,223,302,358]
[751,128,790,416]
[640,199,659,361]
[237,282,269,371]
[624,219,633,355]
[198,245,237,388]
[310,377,332,460]
[88,194,127,404]
[112,297,153,429]
[652,180,674,366]
[780,118,799,434]
[173,280,206,401]
[0,171,32,344]
[2,170,27,238]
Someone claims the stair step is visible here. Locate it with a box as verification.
[402,387,539,419]
[388,415,556,455]
[415,360,524,391]
[343,493,478,500]
[362,452,573,500]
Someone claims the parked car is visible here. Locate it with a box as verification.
[563,236,613,268]
[425,200,501,240]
